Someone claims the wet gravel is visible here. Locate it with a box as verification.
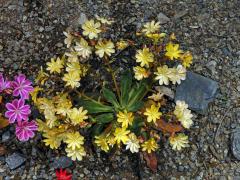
[1,0,240,179]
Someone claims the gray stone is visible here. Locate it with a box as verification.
[175,71,218,114]
[231,130,240,160]
[2,131,10,142]
[78,13,87,25]
[6,153,26,170]
[157,13,170,24]
[51,156,73,169]
[206,60,217,75]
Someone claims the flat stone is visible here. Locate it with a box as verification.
[231,129,240,160]
[175,71,218,114]
[51,156,73,169]
[157,12,170,24]
[2,131,10,142]
[6,153,26,170]
[78,13,87,25]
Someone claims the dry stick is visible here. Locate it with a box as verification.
[213,106,232,143]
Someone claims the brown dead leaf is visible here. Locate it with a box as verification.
[0,96,2,104]
[0,145,6,156]
[156,118,183,134]
[143,152,158,172]
[0,115,9,129]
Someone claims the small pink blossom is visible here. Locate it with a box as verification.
[12,74,34,99]
[15,120,38,141]
[5,99,31,123]
[0,73,12,93]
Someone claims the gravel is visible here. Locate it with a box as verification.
[1,0,240,179]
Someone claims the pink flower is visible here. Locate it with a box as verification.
[0,73,12,93]
[5,99,31,123]
[15,120,38,141]
[12,74,34,99]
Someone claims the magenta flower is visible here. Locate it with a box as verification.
[15,120,38,141]
[5,99,31,123]
[12,74,34,99]
[0,73,12,93]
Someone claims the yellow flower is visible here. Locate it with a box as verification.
[95,15,114,25]
[116,40,129,50]
[154,65,172,85]
[168,65,186,85]
[66,61,81,75]
[63,31,74,48]
[66,146,86,161]
[169,33,176,41]
[43,131,62,149]
[165,43,183,60]
[142,138,158,153]
[106,134,116,147]
[65,132,84,150]
[56,100,72,117]
[114,128,130,145]
[135,47,154,68]
[133,66,149,80]
[144,104,162,123]
[148,92,164,102]
[69,107,88,125]
[142,20,160,34]
[169,133,189,151]
[46,57,64,74]
[125,133,140,153]
[62,72,80,88]
[145,33,166,43]
[117,110,134,128]
[180,51,193,68]
[35,66,49,85]
[95,40,115,58]
[30,86,42,104]
[174,100,193,129]
[95,135,109,152]
[82,19,101,39]
[75,38,92,58]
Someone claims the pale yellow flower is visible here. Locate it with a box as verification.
[117,110,134,128]
[66,146,86,161]
[135,47,154,68]
[95,40,115,58]
[63,31,74,48]
[75,38,92,58]
[142,138,158,153]
[154,65,172,85]
[133,66,149,80]
[142,20,160,34]
[62,72,80,88]
[46,57,64,74]
[82,19,101,39]
[169,133,189,151]
[145,33,166,43]
[95,135,109,152]
[116,40,129,50]
[65,132,84,150]
[168,65,186,85]
[66,61,81,75]
[144,104,162,123]
[69,107,88,125]
[65,51,79,62]
[125,133,140,153]
[174,100,193,129]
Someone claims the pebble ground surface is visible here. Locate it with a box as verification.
[0,0,240,179]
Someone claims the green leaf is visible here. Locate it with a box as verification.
[120,70,132,107]
[103,88,120,109]
[95,113,114,124]
[127,101,144,112]
[129,117,144,136]
[80,100,114,114]
[127,80,148,109]
[91,124,104,136]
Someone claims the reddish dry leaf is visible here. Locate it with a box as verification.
[0,145,6,156]
[156,118,183,134]
[0,116,9,129]
[143,152,158,172]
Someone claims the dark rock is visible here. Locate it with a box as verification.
[231,130,240,160]
[6,153,26,170]
[2,131,10,142]
[175,71,218,114]
[51,156,73,169]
